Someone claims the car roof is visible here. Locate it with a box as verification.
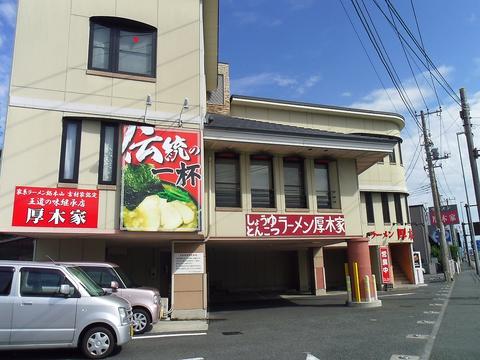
[0,260,73,270]
[58,261,119,268]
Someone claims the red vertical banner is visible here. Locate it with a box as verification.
[379,246,392,284]
[120,125,202,232]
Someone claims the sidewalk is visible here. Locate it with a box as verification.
[429,264,480,360]
[147,319,208,335]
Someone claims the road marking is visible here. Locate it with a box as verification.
[378,292,415,298]
[390,355,420,360]
[304,353,321,360]
[417,320,436,325]
[133,332,207,340]
[429,303,443,306]
[407,334,430,340]
[421,281,454,360]
[423,311,440,314]
[180,358,204,360]
[432,298,446,301]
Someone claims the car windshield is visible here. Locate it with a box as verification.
[67,266,105,296]
[114,266,139,288]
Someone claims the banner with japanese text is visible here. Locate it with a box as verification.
[12,186,99,228]
[246,214,345,237]
[428,205,459,225]
[379,246,392,284]
[121,125,201,232]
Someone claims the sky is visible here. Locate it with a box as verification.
[1,0,480,225]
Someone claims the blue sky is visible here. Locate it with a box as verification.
[1,0,480,220]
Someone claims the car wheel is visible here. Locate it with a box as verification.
[132,308,150,334]
[81,326,115,359]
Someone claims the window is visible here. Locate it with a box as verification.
[381,193,390,224]
[394,193,403,224]
[0,267,14,296]
[250,155,275,208]
[215,153,241,207]
[389,146,396,164]
[365,192,375,224]
[59,119,82,183]
[283,158,307,208]
[80,267,122,288]
[99,122,119,185]
[315,161,331,209]
[20,268,74,297]
[404,195,410,223]
[89,17,157,78]
[398,141,403,165]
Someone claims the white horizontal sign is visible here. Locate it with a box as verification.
[174,253,204,274]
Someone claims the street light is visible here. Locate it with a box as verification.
[456,132,480,275]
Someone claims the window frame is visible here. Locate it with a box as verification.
[398,141,404,165]
[59,118,82,184]
[394,193,404,224]
[250,154,275,209]
[88,17,157,78]
[404,195,410,224]
[283,157,307,209]
[98,122,119,185]
[365,192,375,224]
[215,152,241,208]
[388,146,396,164]
[381,192,391,224]
[0,266,14,296]
[19,267,78,298]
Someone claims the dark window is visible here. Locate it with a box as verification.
[20,268,74,297]
[284,158,307,208]
[215,153,241,207]
[365,192,375,224]
[250,155,275,208]
[404,195,410,223]
[89,17,157,78]
[59,119,82,183]
[398,141,403,165]
[80,266,122,288]
[389,146,396,164]
[394,193,403,224]
[98,122,119,185]
[0,267,14,296]
[381,193,391,224]
[315,161,331,209]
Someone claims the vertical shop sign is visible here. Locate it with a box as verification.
[12,186,99,228]
[121,125,202,232]
[379,246,392,284]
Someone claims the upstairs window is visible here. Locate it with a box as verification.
[394,193,404,224]
[59,119,82,183]
[250,155,275,208]
[98,122,119,185]
[283,158,307,209]
[381,193,390,224]
[314,161,331,209]
[364,192,375,224]
[89,17,157,78]
[389,146,396,164]
[215,153,241,208]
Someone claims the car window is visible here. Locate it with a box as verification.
[20,268,74,297]
[0,267,14,296]
[80,266,122,288]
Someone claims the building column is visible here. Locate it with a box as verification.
[347,238,380,306]
[171,242,207,320]
[313,247,326,295]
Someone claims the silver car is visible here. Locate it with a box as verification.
[0,261,133,359]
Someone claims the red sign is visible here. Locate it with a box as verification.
[12,186,99,228]
[121,126,202,232]
[429,205,459,225]
[246,214,345,237]
[379,246,392,284]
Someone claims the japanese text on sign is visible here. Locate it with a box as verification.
[246,214,346,237]
[173,253,204,274]
[379,246,392,284]
[12,186,99,228]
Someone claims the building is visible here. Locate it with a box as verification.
[0,0,415,319]
[410,204,436,274]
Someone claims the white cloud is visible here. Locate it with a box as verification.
[286,0,314,10]
[0,1,17,27]
[232,72,321,95]
[296,75,321,95]
[341,91,352,97]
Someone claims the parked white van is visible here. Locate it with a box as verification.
[0,261,133,359]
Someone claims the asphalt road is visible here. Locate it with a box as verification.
[2,269,479,360]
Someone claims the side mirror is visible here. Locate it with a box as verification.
[110,281,119,292]
[59,284,71,296]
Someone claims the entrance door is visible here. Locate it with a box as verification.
[10,267,78,344]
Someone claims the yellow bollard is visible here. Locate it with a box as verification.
[345,275,352,303]
[353,262,361,302]
[364,275,371,302]
[371,274,378,300]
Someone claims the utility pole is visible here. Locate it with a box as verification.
[459,88,480,274]
[461,222,471,266]
[420,110,452,282]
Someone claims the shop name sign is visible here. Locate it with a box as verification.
[429,205,459,225]
[246,214,345,237]
[12,186,99,228]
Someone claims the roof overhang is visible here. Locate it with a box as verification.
[204,127,397,174]
[203,0,219,92]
